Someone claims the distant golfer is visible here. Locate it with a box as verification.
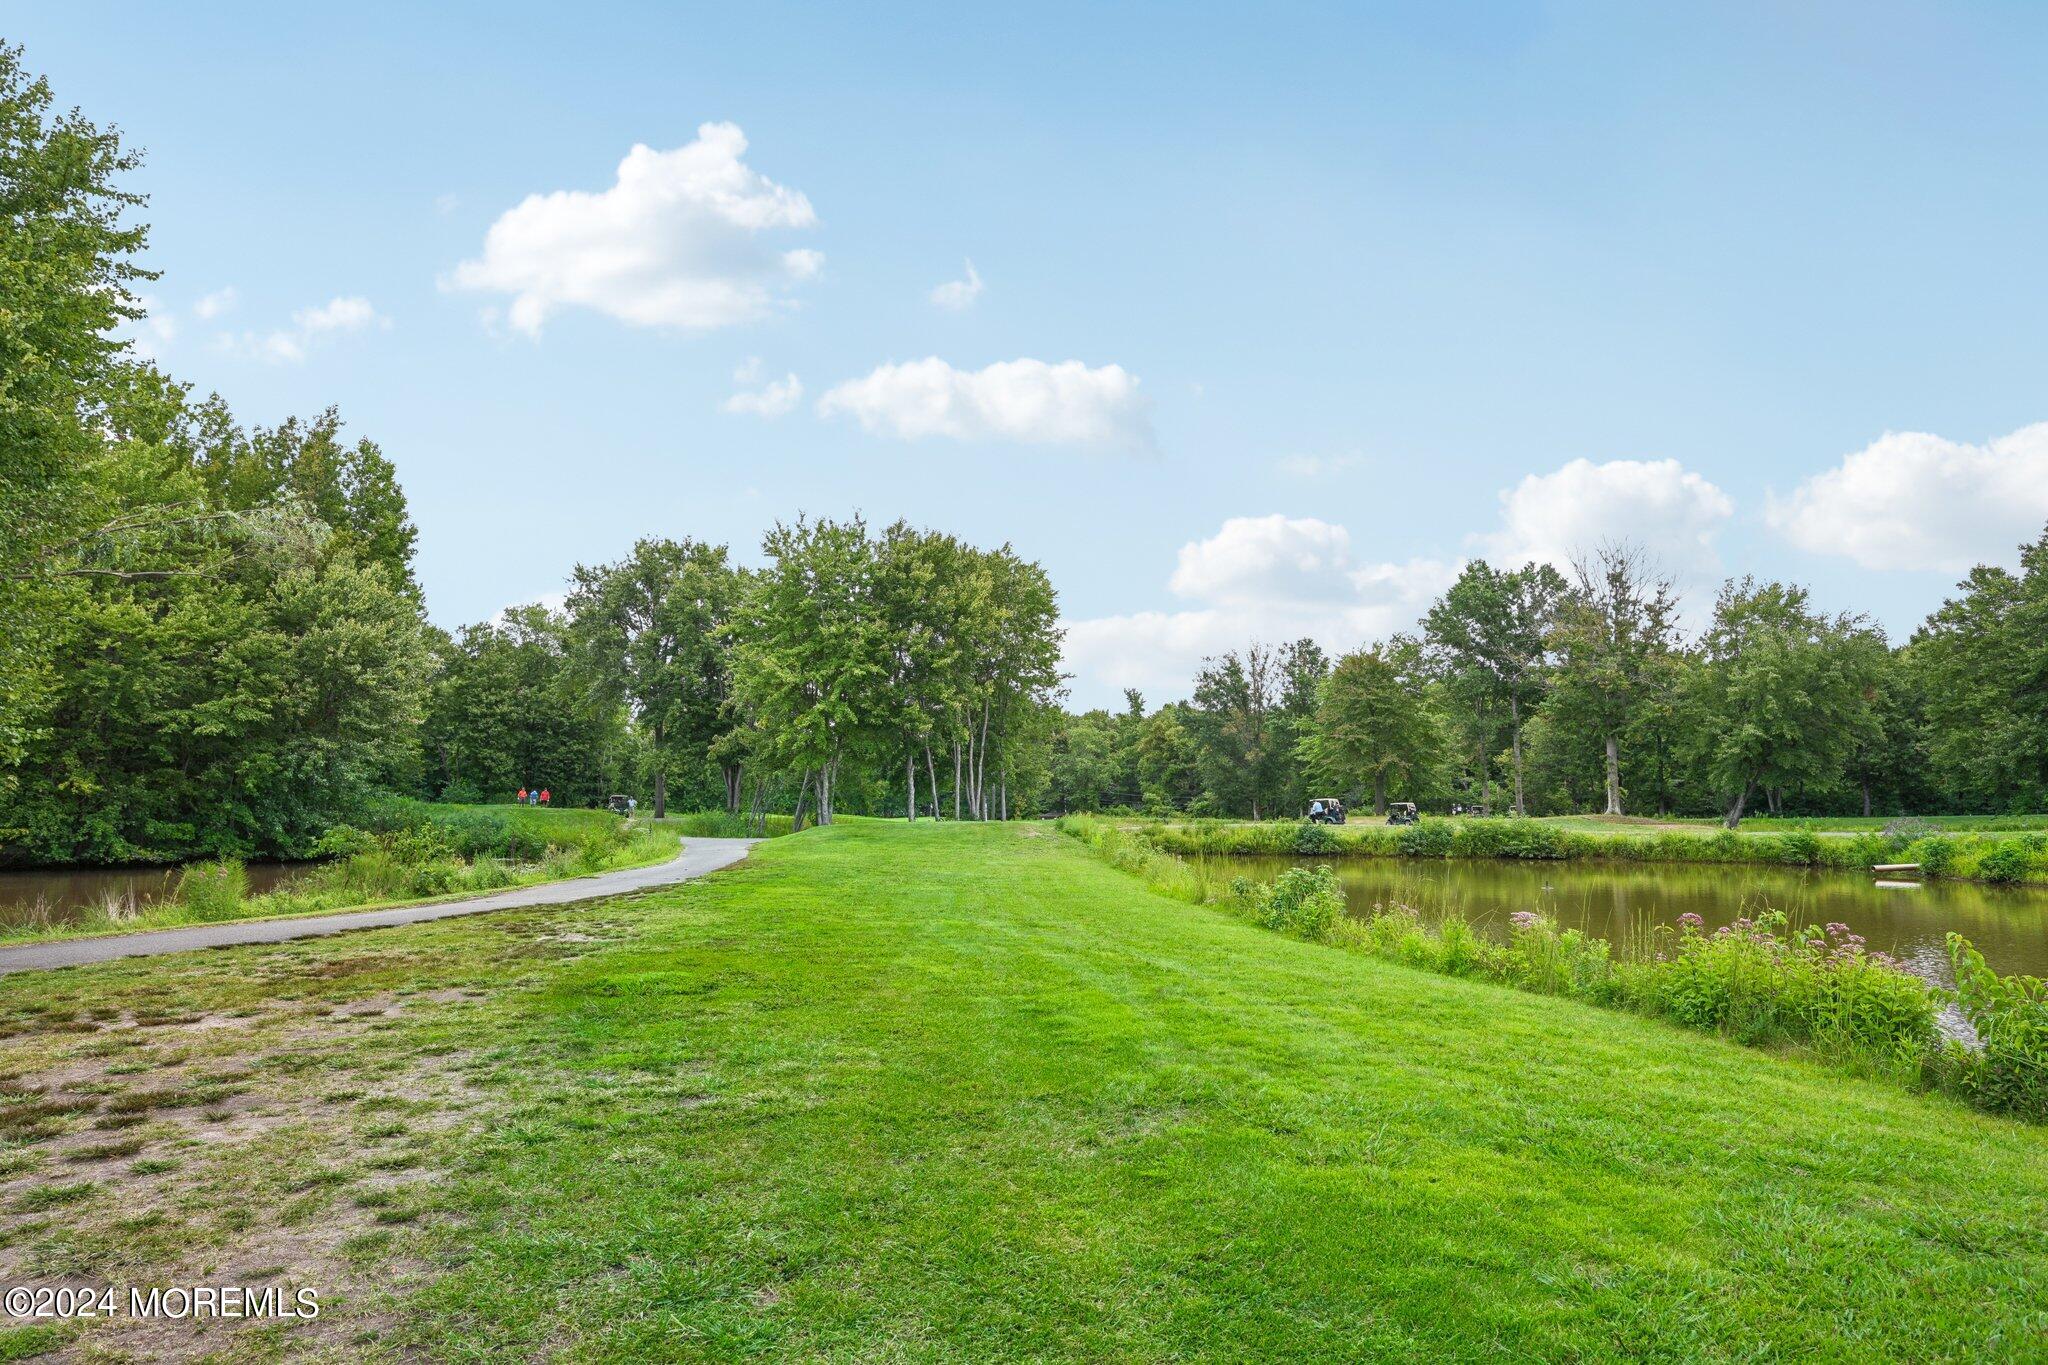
[540,788,551,807]
[516,786,528,805]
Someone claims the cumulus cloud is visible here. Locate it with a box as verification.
[215,295,386,364]
[1477,457,1733,574]
[722,357,803,418]
[930,259,983,310]
[446,122,820,336]
[818,357,1151,449]
[1063,514,1456,705]
[193,287,238,320]
[1766,424,2048,572]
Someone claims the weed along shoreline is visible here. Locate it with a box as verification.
[1132,813,2048,887]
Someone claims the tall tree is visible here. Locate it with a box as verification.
[1694,579,1886,827]
[727,517,883,826]
[1301,642,1445,815]
[1424,560,1568,816]
[1549,543,1682,816]
[1906,523,2048,811]
[567,537,738,820]
[1191,643,1283,818]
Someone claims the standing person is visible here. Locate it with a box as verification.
[516,786,528,806]
[539,788,550,807]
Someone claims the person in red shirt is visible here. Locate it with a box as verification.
[516,786,528,805]
[539,788,551,807]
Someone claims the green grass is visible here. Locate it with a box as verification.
[0,822,2040,1357]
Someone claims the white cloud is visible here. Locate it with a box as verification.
[1062,458,1736,706]
[215,295,386,364]
[818,357,1152,449]
[723,358,803,418]
[930,259,983,310]
[1478,457,1733,574]
[193,287,238,320]
[124,294,177,360]
[1274,452,1363,479]
[1063,514,1457,705]
[446,122,820,336]
[1767,424,2048,572]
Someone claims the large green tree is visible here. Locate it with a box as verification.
[1424,560,1568,816]
[1694,579,1886,827]
[1907,524,2048,811]
[1549,543,1682,816]
[1301,642,1446,815]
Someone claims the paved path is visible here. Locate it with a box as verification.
[0,837,759,976]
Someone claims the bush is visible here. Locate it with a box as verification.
[1944,934,2048,1121]
[1975,841,2036,885]
[1396,820,1455,858]
[175,858,247,921]
[1293,822,1340,855]
[1249,865,1345,941]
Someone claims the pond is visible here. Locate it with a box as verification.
[0,862,310,931]
[1202,855,2048,985]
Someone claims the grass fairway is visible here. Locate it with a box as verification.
[0,823,2043,1360]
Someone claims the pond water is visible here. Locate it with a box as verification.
[0,862,310,931]
[1202,856,2048,985]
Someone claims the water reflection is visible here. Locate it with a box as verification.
[0,863,308,929]
[1202,856,2048,983]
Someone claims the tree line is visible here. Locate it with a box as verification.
[1044,537,2048,826]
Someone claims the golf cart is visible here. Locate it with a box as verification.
[606,794,633,815]
[1306,797,1346,826]
[1386,802,1419,826]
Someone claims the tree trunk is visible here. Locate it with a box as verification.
[906,753,916,822]
[1861,779,1872,818]
[1000,768,1008,821]
[1602,733,1622,816]
[1373,771,1387,816]
[791,769,813,832]
[1724,782,1750,830]
[1478,746,1491,813]
[1509,694,1527,818]
[723,764,742,815]
[953,742,962,821]
[926,746,941,821]
[652,721,668,820]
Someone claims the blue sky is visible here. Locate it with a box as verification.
[19,2,2048,706]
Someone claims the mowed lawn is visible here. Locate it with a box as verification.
[0,822,2044,1360]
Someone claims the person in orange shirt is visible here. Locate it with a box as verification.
[539,788,551,807]
[516,786,528,805]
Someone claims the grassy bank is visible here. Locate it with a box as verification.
[1064,816,2048,1124]
[1137,813,2048,885]
[0,803,684,946]
[0,822,2043,1358]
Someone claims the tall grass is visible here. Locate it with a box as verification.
[1062,819,2048,1124]
[1133,816,2048,885]
[654,811,796,839]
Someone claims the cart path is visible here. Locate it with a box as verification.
[0,837,760,976]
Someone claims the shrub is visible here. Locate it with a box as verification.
[1975,841,2035,885]
[1944,934,2048,1121]
[1293,822,1340,855]
[1396,820,1455,858]
[1907,836,1957,877]
[175,859,247,921]
[1250,865,1345,941]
